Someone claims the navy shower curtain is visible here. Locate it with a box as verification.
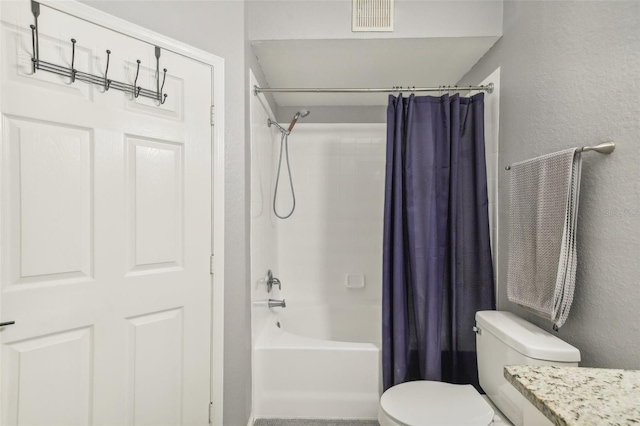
[382,93,495,392]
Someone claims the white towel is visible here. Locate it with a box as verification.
[507,148,582,330]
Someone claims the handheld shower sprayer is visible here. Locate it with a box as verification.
[287,110,310,132]
[268,109,311,219]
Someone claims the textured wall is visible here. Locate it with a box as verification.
[459,1,640,369]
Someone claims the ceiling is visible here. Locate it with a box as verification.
[252,36,500,107]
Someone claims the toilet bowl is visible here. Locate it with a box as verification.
[378,311,581,426]
[378,381,494,426]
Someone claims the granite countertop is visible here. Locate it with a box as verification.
[504,365,640,426]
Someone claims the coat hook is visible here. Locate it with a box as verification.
[159,68,168,105]
[104,49,111,91]
[133,59,141,98]
[30,25,37,73]
[26,18,169,106]
[70,39,76,83]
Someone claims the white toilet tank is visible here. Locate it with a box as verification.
[475,311,580,426]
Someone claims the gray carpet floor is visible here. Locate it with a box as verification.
[254,420,379,426]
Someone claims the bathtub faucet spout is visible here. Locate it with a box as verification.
[268,298,286,308]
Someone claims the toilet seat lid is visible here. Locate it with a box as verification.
[380,381,494,426]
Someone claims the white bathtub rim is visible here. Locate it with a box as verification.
[263,302,381,347]
[255,317,380,351]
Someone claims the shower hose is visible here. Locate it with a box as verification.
[273,131,296,219]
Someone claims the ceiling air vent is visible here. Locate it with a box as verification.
[352,0,394,32]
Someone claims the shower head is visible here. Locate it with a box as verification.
[288,110,311,132]
[294,110,310,119]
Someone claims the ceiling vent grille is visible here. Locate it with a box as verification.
[352,0,394,32]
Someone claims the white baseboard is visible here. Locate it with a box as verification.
[247,414,255,426]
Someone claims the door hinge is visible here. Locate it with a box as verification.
[208,401,214,424]
[210,105,215,125]
[210,254,214,275]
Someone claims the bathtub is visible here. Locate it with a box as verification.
[254,304,381,420]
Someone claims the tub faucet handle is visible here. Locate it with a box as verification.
[265,269,282,292]
[271,277,281,290]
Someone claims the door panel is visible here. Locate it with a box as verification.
[3,327,93,426]
[127,136,183,271]
[0,2,213,425]
[127,308,183,426]
[4,117,93,287]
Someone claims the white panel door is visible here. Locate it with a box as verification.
[0,2,213,425]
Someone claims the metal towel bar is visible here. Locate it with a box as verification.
[505,141,615,170]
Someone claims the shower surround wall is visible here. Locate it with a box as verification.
[250,120,386,420]
[250,79,387,418]
[275,124,387,306]
[249,88,388,341]
[250,71,281,344]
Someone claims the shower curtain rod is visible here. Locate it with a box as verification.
[254,83,494,95]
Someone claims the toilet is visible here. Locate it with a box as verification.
[378,311,581,426]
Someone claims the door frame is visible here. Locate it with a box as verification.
[0,1,226,424]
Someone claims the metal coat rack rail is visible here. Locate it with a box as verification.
[29,1,168,104]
